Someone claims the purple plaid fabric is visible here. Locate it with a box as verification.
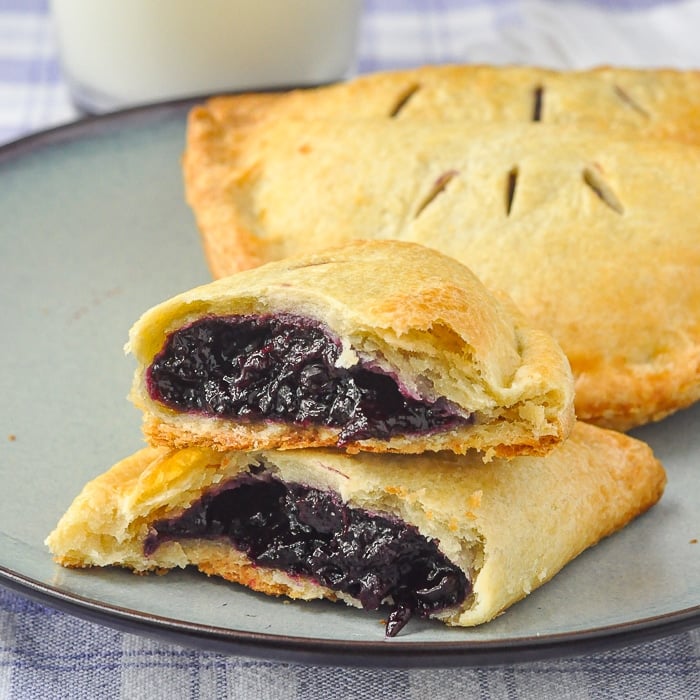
[1,587,699,699]
[1,1,699,697]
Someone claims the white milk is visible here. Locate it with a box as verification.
[50,0,362,112]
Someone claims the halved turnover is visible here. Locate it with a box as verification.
[126,241,574,457]
[45,422,666,637]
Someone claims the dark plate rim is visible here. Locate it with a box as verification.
[0,94,214,163]
[1,98,698,668]
[2,564,698,668]
[0,86,299,162]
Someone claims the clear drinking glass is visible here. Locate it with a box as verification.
[50,0,362,113]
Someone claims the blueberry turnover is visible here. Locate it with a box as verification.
[183,64,700,432]
[45,423,666,636]
[125,241,574,457]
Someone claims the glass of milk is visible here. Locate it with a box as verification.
[50,0,362,113]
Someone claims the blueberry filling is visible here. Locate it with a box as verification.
[144,472,470,636]
[146,315,469,445]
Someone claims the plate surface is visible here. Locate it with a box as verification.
[0,103,698,668]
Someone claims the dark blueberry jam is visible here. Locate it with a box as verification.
[144,473,470,636]
[146,315,468,445]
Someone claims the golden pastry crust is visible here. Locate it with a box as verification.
[45,422,666,629]
[191,64,700,143]
[183,68,700,431]
[126,241,574,458]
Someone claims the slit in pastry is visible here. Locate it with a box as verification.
[389,83,421,118]
[532,85,544,122]
[582,165,624,214]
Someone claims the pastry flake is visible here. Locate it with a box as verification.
[125,241,574,457]
[45,422,666,636]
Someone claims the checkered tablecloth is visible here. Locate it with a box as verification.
[1,1,699,698]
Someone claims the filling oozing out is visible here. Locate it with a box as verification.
[144,472,471,637]
[146,315,469,445]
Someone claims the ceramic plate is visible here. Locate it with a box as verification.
[0,102,698,668]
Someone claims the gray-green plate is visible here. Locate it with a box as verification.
[0,102,698,668]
